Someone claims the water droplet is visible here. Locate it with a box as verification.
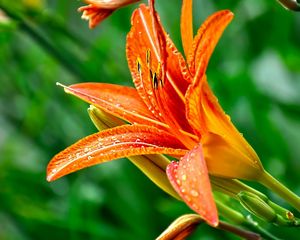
[192,203,199,210]
[84,147,89,153]
[185,195,191,202]
[87,155,93,160]
[147,90,153,96]
[190,189,199,197]
[115,103,121,108]
[181,174,187,181]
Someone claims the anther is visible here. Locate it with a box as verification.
[146,49,151,67]
[136,58,142,73]
[152,72,159,89]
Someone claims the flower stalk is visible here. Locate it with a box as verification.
[216,199,282,240]
[260,171,300,212]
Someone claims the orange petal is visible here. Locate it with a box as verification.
[187,10,233,79]
[166,144,218,227]
[79,5,114,29]
[181,0,193,58]
[199,79,260,166]
[126,4,192,133]
[59,82,169,130]
[202,132,263,180]
[85,0,139,9]
[126,4,164,119]
[47,124,187,181]
[79,0,140,28]
[185,76,205,137]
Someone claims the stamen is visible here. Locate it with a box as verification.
[136,58,142,73]
[152,71,159,89]
[146,49,151,67]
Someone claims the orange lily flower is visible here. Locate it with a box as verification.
[47,0,264,226]
[79,0,140,28]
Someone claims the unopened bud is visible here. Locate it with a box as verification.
[88,105,124,130]
[238,191,276,222]
[156,214,203,240]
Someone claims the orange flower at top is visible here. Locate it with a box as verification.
[79,0,140,28]
[47,0,264,226]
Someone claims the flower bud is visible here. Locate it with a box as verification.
[238,191,276,222]
[156,214,203,240]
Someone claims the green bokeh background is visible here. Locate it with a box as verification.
[0,0,299,239]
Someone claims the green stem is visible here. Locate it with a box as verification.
[216,199,281,240]
[243,216,282,240]
[218,221,260,240]
[260,171,300,212]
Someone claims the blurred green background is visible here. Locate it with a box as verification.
[0,0,300,239]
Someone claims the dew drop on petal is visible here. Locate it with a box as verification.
[192,203,199,210]
[190,189,199,197]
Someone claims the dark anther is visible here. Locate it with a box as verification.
[152,72,159,89]
[137,60,142,73]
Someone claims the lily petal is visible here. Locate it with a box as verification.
[166,144,218,227]
[59,82,169,129]
[79,0,140,28]
[127,4,193,135]
[201,79,260,163]
[187,10,233,79]
[78,4,113,29]
[85,0,139,9]
[187,75,260,160]
[181,0,193,58]
[47,124,187,181]
[185,75,207,137]
[126,4,165,119]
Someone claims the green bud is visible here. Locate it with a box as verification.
[88,105,124,130]
[238,191,276,222]
[211,177,268,201]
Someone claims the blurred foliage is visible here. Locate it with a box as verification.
[0,0,299,239]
